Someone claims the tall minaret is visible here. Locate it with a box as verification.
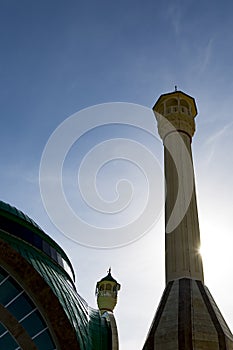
[156,90,204,284]
[143,90,233,349]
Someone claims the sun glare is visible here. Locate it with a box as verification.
[199,224,232,286]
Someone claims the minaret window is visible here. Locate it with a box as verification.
[180,99,191,115]
[106,283,112,291]
[165,98,178,115]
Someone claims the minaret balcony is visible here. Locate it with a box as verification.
[98,290,117,297]
[165,105,191,117]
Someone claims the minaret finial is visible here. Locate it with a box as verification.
[174,85,177,91]
[108,267,111,274]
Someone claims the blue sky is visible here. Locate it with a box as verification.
[1,0,233,348]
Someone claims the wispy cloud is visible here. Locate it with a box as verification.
[204,122,233,163]
[198,38,214,75]
[205,123,231,145]
[167,3,182,36]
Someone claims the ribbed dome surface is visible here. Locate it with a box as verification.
[0,200,42,230]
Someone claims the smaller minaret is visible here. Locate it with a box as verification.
[96,268,121,315]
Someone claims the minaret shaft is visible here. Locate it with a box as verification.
[164,131,204,283]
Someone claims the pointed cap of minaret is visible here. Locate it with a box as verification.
[99,268,118,283]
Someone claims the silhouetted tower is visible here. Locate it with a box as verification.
[143,90,233,349]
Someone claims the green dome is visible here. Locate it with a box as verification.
[0,200,75,281]
[0,202,113,350]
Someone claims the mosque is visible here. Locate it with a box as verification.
[0,199,120,349]
[0,90,232,349]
